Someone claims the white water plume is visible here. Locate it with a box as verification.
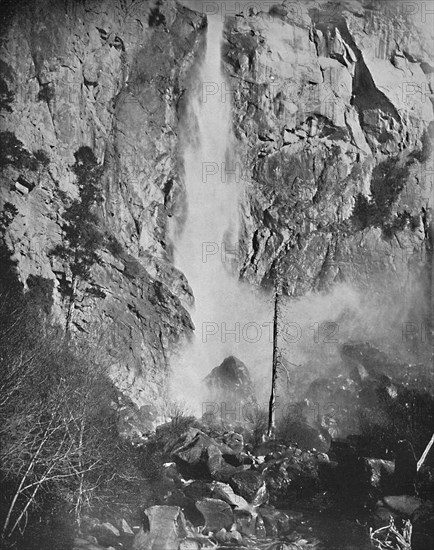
[168,11,432,419]
[169,14,272,415]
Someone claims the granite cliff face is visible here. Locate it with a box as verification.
[0,0,432,426]
[225,0,433,306]
[0,0,205,425]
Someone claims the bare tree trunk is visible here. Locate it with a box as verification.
[267,281,280,438]
[1,415,58,542]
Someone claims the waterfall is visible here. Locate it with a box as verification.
[170,14,272,415]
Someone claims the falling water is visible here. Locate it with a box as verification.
[170,14,272,414]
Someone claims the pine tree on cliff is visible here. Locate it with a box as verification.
[50,146,104,331]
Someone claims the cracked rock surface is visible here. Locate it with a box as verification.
[224,1,432,300]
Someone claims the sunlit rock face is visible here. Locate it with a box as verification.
[0,0,205,415]
[0,0,432,426]
[224,0,433,306]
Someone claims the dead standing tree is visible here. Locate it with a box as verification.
[267,278,282,438]
[266,279,301,439]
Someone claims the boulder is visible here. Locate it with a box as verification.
[215,528,228,543]
[195,498,234,532]
[260,447,326,507]
[277,419,330,452]
[227,529,243,544]
[133,506,188,550]
[202,356,256,424]
[182,480,213,502]
[172,428,247,481]
[207,442,247,482]
[234,509,266,538]
[211,482,250,510]
[258,505,292,537]
[229,470,268,505]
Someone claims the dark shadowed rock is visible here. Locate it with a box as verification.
[258,505,293,537]
[182,480,213,502]
[195,498,234,531]
[383,495,423,516]
[260,446,328,508]
[203,357,256,423]
[229,470,267,504]
[277,419,330,452]
[394,440,417,494]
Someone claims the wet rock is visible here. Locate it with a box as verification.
[172,428,247,481]
[195,498,234,532]
[133,506,188,550]
[229,470,268,504]
[211,481,250,510]
[258,505,292,537]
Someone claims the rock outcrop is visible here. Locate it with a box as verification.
[0,0,205,418]
[1,0,432,427]
[224,0,432,311]
[203,356,257,418]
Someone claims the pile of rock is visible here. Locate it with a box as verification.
[127,426,328,549]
